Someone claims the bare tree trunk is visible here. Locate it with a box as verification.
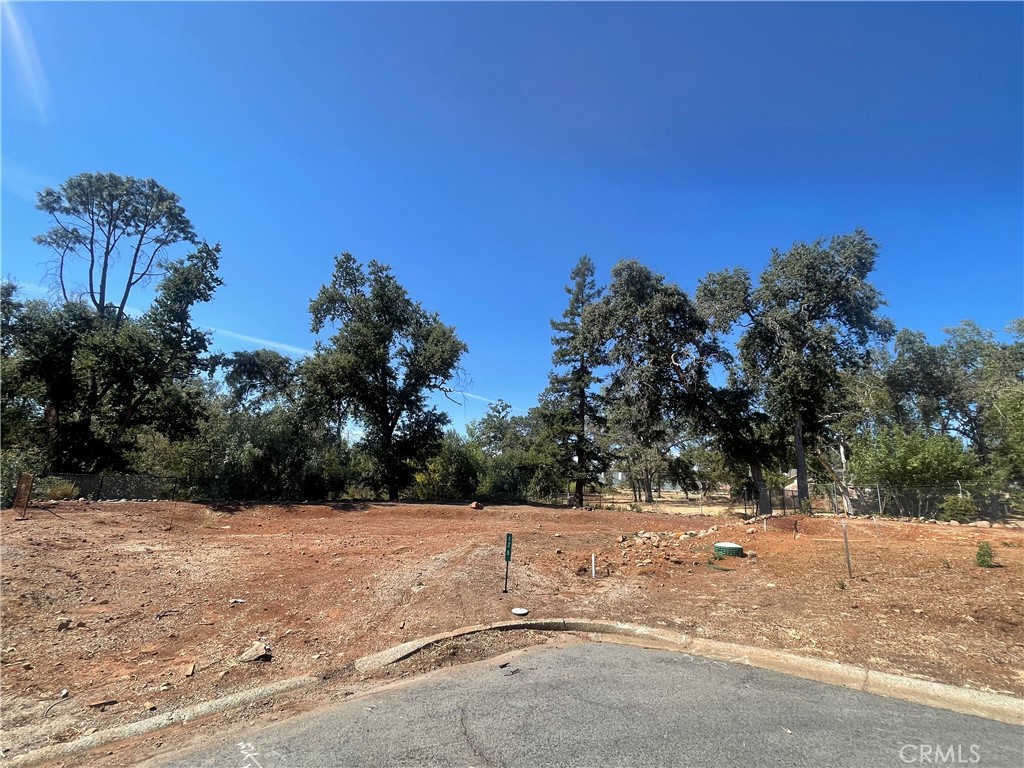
[815,452,854,517]
[794,412,809,501]
[748,462,773,517]
[574,384,587,508]
[44,403,60,471]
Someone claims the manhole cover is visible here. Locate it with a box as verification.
[511,608,529,616]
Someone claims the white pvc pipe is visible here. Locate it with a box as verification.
[591,553,596,579]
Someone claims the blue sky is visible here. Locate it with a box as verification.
[2,2,1022,432]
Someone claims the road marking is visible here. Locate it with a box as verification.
[238,740,265,768]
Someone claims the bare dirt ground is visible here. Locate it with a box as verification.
[2,499,1022,766]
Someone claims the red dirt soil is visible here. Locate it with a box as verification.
[2,500,1022,765]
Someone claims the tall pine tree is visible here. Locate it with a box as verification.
[544,256,608,507]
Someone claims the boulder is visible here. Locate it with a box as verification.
[238,641,272,663]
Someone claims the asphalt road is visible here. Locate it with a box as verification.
[158,642,1023,768]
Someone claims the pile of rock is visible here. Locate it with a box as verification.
[617,526,721,549]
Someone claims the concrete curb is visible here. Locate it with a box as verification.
[11,676,318,767]
[354,619,1024,726]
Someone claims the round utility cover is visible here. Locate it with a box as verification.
[511,608,529,616]
[714,541,744,557]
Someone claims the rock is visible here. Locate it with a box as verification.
[555,549,562,554]
[746,551,758,559]
[949,520,960,526]
[468,501,483,510]
[686,531,697,537]
[184,663,196,677]
[238,641,272,663]
[399,621,405,629]
[87,698,118,709]
[746,527,756,534]
[56,618,72,631]
[617,535,626,543]
[143,701,156,711]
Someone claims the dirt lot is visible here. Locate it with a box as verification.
[2,500,1022,765]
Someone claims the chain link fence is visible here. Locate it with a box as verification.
[24,472,1021,521]
[757,483,1015,520]
[35,473,233,502]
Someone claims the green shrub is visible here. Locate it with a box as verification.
[975,542,995,568]
[0,447,45,508]
[35,479,81,501]
[938,494,978,524]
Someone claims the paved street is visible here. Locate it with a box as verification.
[158,642,1023,768]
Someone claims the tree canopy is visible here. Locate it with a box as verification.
[697,230,893,502]
[307,253,467,500]
[4,178,1020,513]
[34,172,197,325]
[541,255,608,506]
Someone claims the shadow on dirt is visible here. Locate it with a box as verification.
[207,500,371,514]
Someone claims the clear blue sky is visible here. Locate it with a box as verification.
[3,2,1022,432]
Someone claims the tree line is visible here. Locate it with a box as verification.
[2,173,1021,515]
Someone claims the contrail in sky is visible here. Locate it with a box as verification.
[209,327,314,357]
[209,328,523,410]
[2,4,49,123]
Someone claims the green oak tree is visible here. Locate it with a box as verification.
[696,230,893,503]
[1,243,222,472]
[308,253,467,500]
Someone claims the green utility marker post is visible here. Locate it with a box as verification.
[503,533,513,593]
